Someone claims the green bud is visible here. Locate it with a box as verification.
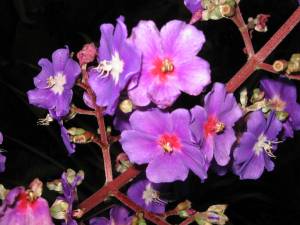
[176,200,192,211]
[0,184,9,201]
[178,210,189,218]
[50,199,69,220]
[251,88,264,103]
[29,178,43,198]
[276,111,289,122]
[239,88,248,108]
[47,179,63,193]
[119,99,133,113]
[68,127,86,136]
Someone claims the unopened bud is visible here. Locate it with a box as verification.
[287,53,300,74]
[50,199,69,220]
[68,127,95,144]
[176,200,192,211]
[119,99,133,114]
[219,4,235,17]
[240,88,248,107]
[64,105,78,121]
[77,43,97,66]
[116,153,132,173]
[47,179,63,193]
[0,184,9,200]
[29,178,43,198]
[72,209,84,219]
[251,88,264,103]
[273,60,288,72]
[276,111,289,122]
[178,210,190,218]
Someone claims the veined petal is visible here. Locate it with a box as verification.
[52,48,69,73]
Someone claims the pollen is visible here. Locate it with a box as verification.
[158,133,181,153]
[161,59,174,73]
[269,96,286,112]
[204,116,225,137]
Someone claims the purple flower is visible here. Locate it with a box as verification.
[89,206,132,225]
[233,111,282,180]
[184,0,202,13]
[60,170,84,225]
[88,16,141,115]
[190,83,242,170]
[128,20,210,109]
[0,186,54,225]
[28,47,81,117]
[120,109,207,183]
[127,179,166,214]
[260,78,300,138]
[0,132,6,172]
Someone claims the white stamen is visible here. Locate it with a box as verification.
[47,72,66,95]
[254,134,280,158]
[37,114,54,126]
[95,52,124,83]
[142,183,161,205]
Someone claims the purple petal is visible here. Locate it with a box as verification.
[63,58,81,89]
[99,23,114,61]
[60,124,75,155]
[246,111,266,136]
[233,132,257,164]
[184,0,202,13]
[161,20,205,60]
[129,109,172,135]
[287,102,300,130]
[190,106,207,143]
[171,109,192,141]
[110,206,130,225]
[214,127,236,166]
[128,76,151,107]
[146,153,189,183]
[113,16,128,50]
[55,90,72,117]
[27,89,55,109]
[120,131,161,164]
[52,48,69,73]
[181,144,207,180]
[131,20,162,58]
[238,153,265,180]
[176,57,210,96]
[127,180,148,209]
[0,154,6,172]
[33,59,54,89]
[264,154,275,172]
[89,217,109,225]
[204,83,226,116]
[264,113,282,140]
[201,137,214,169]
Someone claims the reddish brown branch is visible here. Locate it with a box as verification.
[79,166,141,213]
[73,107,96,116]
[112,190,171,225]
[81,67,113,183]
[226,7,300,92]
[231,6,255,57]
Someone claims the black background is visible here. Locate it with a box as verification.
[0,0,300,224]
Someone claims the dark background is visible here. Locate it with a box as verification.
[0,0,300,224]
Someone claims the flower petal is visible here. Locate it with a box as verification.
[120,131,161,165]
[33,59,54,89]
[146,153,189,183]
[52,48,69,73]
[190,106,207,143]
[27,89,55,109]
[171,109,192,141]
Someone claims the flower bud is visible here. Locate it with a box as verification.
[65,169,84,185]
[47,179,63,193]
[273,60,288,72]
[276,111,289,122]
[251,88,264,103]
[72,209,84,219]
[29,178,43,198]
[77,43,97,66]
[0,184,9,200]
[239,88,248,108]
[175,200,192,211]
[287,53,300,74]
[119,99,133,113]
[68,127,95,144]
[178,210,190,218]
[219,4,235,17]
[115,153,132,173]
[50,199,69,220]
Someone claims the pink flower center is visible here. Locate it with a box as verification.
[151,58,175,83]
[158,133,181,153]
[270,97,286,111]
[203,116,225,137]
[16,192,38,213]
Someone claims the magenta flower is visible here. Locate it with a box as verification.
[0,132,6,172]
[190,83,242,170]
[127,179,166,214]
[89,206,132,225]
[128,20,210,109]
[27,47,81,117]
[233,111,282,180]
[0,186,54,225]
[184,0,202,13]
[120,109,207,183]
[260,78,300,138]
[88,16,141,115]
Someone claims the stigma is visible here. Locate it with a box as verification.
[254,134,279,158]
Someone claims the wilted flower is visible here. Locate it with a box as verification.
[128,19,210,109]
[0,180,54,225]
[77,43,97,65]
[120,109,207,183]
[190,83,242,171]
[89,206,132,225]
[127,179,166,214]
[0,132,6,172]
[233,111,282,180]
[28,47,81,118]
[260,78,300,138]
[88,16,141,115]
